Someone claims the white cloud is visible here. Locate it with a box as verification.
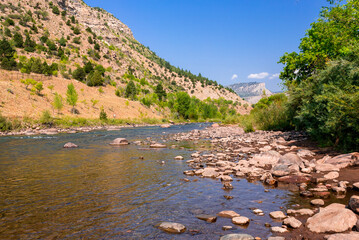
[269,73,280,79]
[231,74,238,80]
[248,72,269,79]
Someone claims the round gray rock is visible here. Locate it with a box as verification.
[220,234,254,240]
[348,195,359,213]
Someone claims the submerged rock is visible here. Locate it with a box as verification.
[306,203,357,233]
[158,222,186,233]
[150,143,166,148]
[109,138,129,146]
[196,214,217,223]
[220,234,254,240]
[63,142,78,148]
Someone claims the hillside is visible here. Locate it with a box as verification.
[0,0,250,123]
[228,82,273,104]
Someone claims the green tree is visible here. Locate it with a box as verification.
[13,32,24,48]
[24,35,36,52]
[53,92,63,114]
[66,83,78,113]
[72,67,86,81]
[155,82,166,101]
[84,61,93,73]
[0,38,17,70]
[52,6,60,15]
[34,82,43,95]
[176,92,191,119]
[125,80,137,99]
[86,70,104,86]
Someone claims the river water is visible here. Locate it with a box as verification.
[0,124,301,239]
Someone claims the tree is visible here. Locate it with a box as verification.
[13,32,24,48]
[52,6,60,15]
[94,43,100,51]
[86,70,103,86]
[66,83,78,113]
[0,38,17,70]
[34,82,43,95]
[84,61,93,73]
[53,92,63,114]
[24,35,36,52]
[59,36,67,46]
[125,80,137,99]
[72,67,86,81]
[176,92,191,118]
[155,82,167,101]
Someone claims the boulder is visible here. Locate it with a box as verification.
[63,142,78,148]
[297,149,315,158]
[278,153,303,167]
[158,222,186,233]
[269,211,286,219]
[323,154,356,169]
[287,208,314,216]
[218,210,240,218]
[283,217,302,228]
[232,216,250,225]
[150,143,166,148]
[202,168,220,178]
[196,214,217,223]
[306,203,357,233]
[174,156,184,160]
[348,195,359,214]
[310,199,325,206]
[220,234,254,240]
[271,227,288,233]
[353,182,359,191]
[324,171,339,180]
[277,175,311,184]
[109,138,129,146]
[250,151,281,165]
[160,124,171,128]
[315,163,339,172]
[325,232,359,240]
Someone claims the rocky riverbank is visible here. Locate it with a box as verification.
[165,124,359,240]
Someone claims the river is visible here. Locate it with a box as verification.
[0,123,302,239]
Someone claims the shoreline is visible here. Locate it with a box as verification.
[167,124,359,239]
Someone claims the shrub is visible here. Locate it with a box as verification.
[72,67,86,81]
[125,80,137,99]
[40,110,53,125]
[0,113,12,131]
[52,6,60,15]
[99,107,107,120]
[86,70,103,86]
[13,32,24,48]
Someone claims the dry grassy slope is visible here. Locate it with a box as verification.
[0,71,161,119]
[0,0,251,119]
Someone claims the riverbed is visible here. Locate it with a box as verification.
[0,124,329,239]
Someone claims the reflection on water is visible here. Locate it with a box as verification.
[0,124,293,239]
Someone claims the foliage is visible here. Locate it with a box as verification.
[155,82,166,101]
[72,67,86,81]
[0,113,12,131]
[86,70,103,86]
[39,110,53,125]
[66,83,78,112]
[13,32,24,48]
[99,107,107,120]
[52,6,60,15]
[0,38,17,70]
[125,80,137,99]
[53,92,63,114]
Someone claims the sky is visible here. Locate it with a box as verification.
[84,0,329,92]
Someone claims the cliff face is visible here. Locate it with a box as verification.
[228,82,273,104]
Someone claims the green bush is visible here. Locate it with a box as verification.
[99,107,107,120]
[86,70,103,86]
[125,80,137,99]
[0,113,12,131]
[40,110,53,125]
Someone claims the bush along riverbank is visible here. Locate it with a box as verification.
[165,124,359,239]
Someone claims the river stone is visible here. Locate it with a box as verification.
[269,211,286,219]
[353,182,359,190]
[315,164,339,172]
[160,124,171,128]
[220,234,254,240]
[306,203,357,233]
[348,195,359,213]
[174,156,184,160]
[287,208,314,216]
[297,149,315,158]
[218,210,240,218]
[268,237,285,240]
[250,151,281,165]
[323,154,356,169]
[311,199,325,206]
[202,168,220,178]
[221,175,233,181]
[271,226,288,233]
[277,175,311,183]
[63,142,78,148]
[325,232,359,240]
[109,138,129,146]
[158,222,186,233]
[196,214,217,223]
[283,217,302,228]
[232,216,250,225]
[222,226,233,231]
[324,171,339,180]
[278,153,303,167]
[150,143,166,148]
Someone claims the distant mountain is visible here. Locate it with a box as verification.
[228,82,273,104]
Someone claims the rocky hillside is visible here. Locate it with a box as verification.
[228,82,273,104]
[0,0,250,121]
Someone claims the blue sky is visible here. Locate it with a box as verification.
[84,0,329,92]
